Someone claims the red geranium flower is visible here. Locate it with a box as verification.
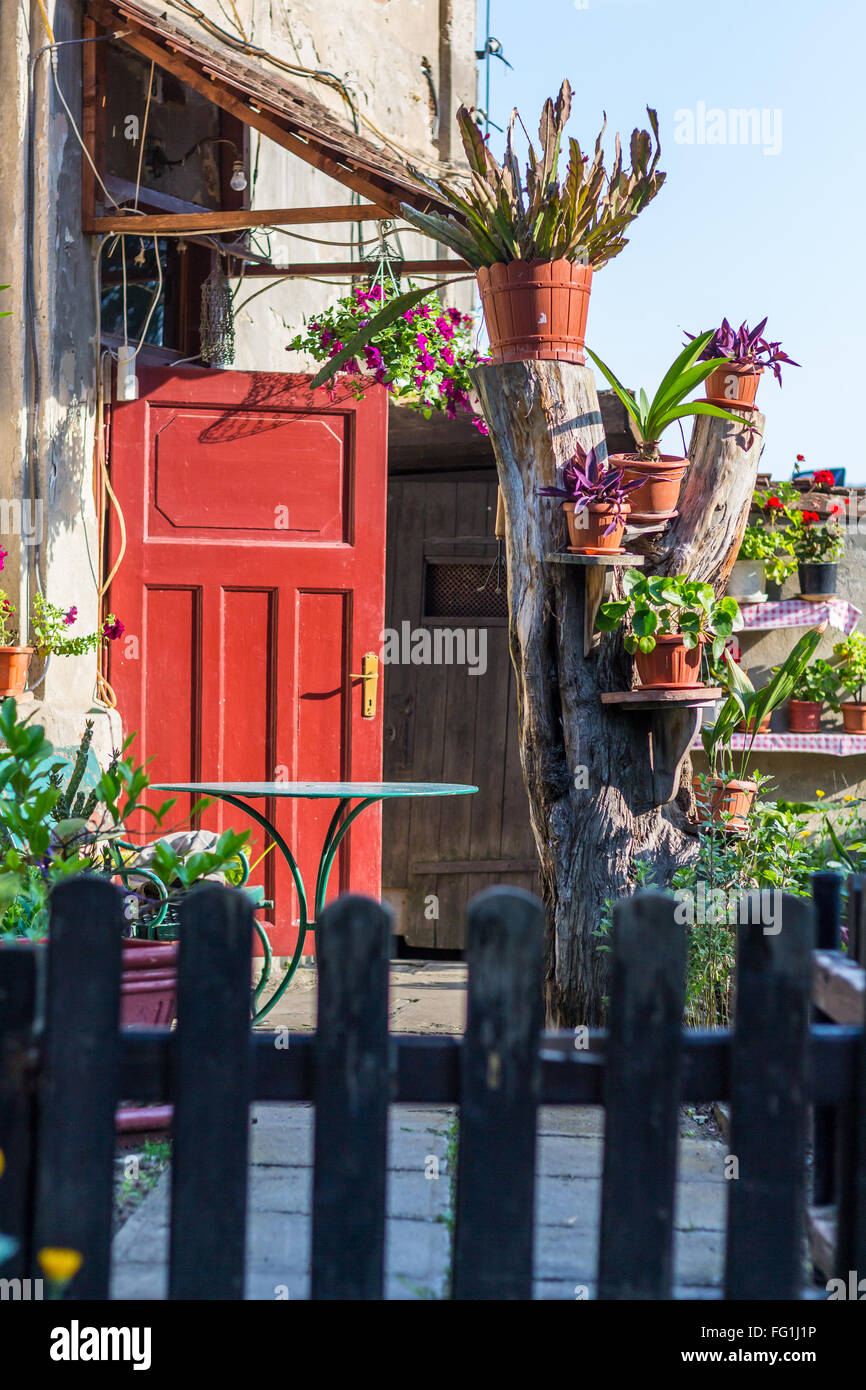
[763,496,784,512]
[813,469,836,489]
[801,511,820,526]
[829,503,842,515]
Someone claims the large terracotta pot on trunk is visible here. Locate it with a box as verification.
[634,634,703,689]
[609,453,689,516]
[704,363,762,410]
[0,646,34,697]
[563,501,629,554]
[477,259,593,364]
[841,703,866,735]
[789,699,822,733]
[694,777,757,831]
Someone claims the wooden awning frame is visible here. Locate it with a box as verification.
[83,0,468,275]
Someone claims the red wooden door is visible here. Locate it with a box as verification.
[107,367,387,955]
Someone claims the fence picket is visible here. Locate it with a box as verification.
[813,872,844,1209]
[597,890,687,1299]
[33,878,124,1299]
[311,896,391,1299]
[169,885,254,1299]
[0,943,39,1280]
[725,891,813,1299]
[452,886,544,1300]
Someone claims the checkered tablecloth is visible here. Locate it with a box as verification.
[691,731,866,757]
[739,599,860,635]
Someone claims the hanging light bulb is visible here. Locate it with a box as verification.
[230,160,248,192]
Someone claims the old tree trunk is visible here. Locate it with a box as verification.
[472,361,764,1027]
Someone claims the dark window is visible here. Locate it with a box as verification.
[423,559,508,622]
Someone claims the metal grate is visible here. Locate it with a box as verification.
[423,560,507,620]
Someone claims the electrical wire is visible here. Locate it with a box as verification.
[133,59,155,212]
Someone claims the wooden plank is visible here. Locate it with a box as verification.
[169,886,253,1299]
[848,872,866,966]
[453,887,544,1299]
[598,890,686,1299]
[601,687,722,708]
[725,892,813,1299]
[835,990,866,1281]
[253,259,469,278]
[33,879,124,1299]
[0,944,39,1280]
[92,203,393,233]
[412,859,539,875]
[81,17,98,229]
[311,896,391,1299]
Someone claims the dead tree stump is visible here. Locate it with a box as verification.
[473,360,765,1026]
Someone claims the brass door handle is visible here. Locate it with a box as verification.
[349,652,379,718]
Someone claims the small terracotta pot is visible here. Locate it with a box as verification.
[634,634,703,689]
[609,453,689,515]
[563,501,629,553]
[737,712,771,734]
[477,259,593,365]
[0,646,34,697]
[841,703,866,735]
[789,699,822,733]
[694,777,757,830]
[704,364,762,409]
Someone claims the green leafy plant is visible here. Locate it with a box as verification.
[400,82,664,270]
[831,632,866,706]
[0,590,124,656]
[778,656,838,706]
[596,570,743,660]
[702,624,825,780]
[789,511,845,564]
[585,332,755,462]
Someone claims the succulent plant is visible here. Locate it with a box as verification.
[685,318,799,385]
[537,443,643,534]
[400,81,665,270]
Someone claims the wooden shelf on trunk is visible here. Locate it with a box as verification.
[545,553,645,657]
[601,687,723,712]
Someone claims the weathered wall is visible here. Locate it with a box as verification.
[0,0,477,770]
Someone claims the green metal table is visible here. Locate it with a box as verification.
[153,781,477,1022]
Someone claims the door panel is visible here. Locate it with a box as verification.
[108,368,387,955]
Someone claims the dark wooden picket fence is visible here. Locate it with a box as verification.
[0,872,864,1300]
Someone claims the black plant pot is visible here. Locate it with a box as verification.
[798,561,837,599]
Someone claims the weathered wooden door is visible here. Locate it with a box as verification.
[107,367,387,955]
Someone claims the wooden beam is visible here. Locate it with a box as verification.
[90,9,415,215]
[246,258,470,278]
[91,204,393,234]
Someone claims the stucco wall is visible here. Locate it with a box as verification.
[0,0,477,767]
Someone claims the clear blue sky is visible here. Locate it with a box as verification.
[475,0,865,481]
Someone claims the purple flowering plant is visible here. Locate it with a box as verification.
[288,283,489,432]
[537,443,644,534]
[684,318,799,386]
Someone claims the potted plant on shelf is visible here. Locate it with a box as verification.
[536,443,644,554]
[783,657,838,732]
[0,590,123,696]
[308,84,665,385]
[789,509,845,599]
[596,571,743,689]
[830,632,866,734]
[586,333,753,518]
[700,625,824,828]
[684,317,799,410]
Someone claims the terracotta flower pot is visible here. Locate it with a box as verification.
[609,453,689,516]
[841,703,866,735]
[736,713,771,734]
[0,646,34,697]
[120,938,178,1027]
[634,634,703,689]
[477,259,593,365]
[694,777,757,830]
[563,501,629,553]
[704,363,763,410]
[789,699,822,733]
[798,561,837,599]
